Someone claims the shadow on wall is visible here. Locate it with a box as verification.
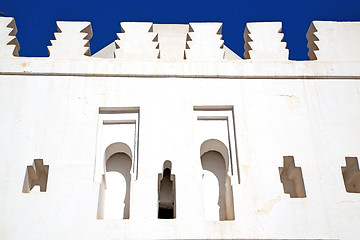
[201,139,235,221]
[97,142,132,220]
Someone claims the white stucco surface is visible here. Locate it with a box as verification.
[1,17,360,240]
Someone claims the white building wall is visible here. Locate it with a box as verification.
[0,17,360,240]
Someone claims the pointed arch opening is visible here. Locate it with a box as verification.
[97,142,132,219]
[200,139,235,221]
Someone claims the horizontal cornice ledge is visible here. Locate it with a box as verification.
[0,58,360,79]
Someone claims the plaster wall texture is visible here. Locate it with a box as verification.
[0,17,360,240]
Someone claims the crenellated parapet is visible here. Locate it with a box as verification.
[184,23,224,60]
[48,21,92,58]
[244,22,289,61]
[2,17,360,63]
[115,22,160,60]
[306,21,360,61]
[0,17,20,58]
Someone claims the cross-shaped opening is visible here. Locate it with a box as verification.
[279,156,306,198]
[22,159,49,193]
[342,157,360,193]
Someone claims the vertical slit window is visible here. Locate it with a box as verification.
[158,160,176,219]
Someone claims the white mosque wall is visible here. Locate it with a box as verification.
[0,75,359,239]
[0,17,360,240]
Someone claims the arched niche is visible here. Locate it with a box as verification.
[158,160,176,219]
[103,142,132,171]
[200,139,234,221]
[97,142,132,220]
[200,139,230,173]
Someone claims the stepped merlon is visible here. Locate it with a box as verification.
[48,21,92,58]
[306,21,360,61]
[0,17,19,57]
[244,22,288,61]
[115,22,160,60]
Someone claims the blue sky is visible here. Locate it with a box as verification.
[2,0,360,60]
